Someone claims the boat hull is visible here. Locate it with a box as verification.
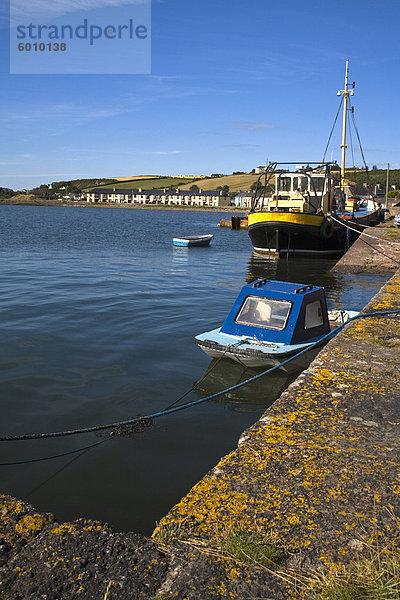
[247,211,359,257]
[194,337,320,372]
[194,323,325,373]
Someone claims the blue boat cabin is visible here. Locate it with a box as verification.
[220,279,330,345]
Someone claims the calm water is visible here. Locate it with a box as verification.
[0,205,388,533]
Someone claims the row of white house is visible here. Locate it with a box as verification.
[86,188,232,208]
[232,191,253,209]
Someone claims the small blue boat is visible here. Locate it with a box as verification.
[173,234,213,247]
[195,279,357,371]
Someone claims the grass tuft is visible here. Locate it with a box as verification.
[305,552,400,600]
[385,228,400,240]
[219,529,284,568]
[153,521,186,546]
[365,336,400,348]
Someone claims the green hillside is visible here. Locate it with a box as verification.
[30,178,119,199]
[341,168,400,189]
[180,173,260,194]
[0,187,18,199]
[92,176,196,190]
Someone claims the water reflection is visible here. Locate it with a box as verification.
[246,251,338,285]
[245,251,386,311]
[193,358,300,413]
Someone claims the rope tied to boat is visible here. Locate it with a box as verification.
[330,214,400,246]
[0,309,399,444]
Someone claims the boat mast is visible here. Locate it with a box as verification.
[338,59,354,188]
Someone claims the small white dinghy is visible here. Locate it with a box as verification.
[173,234,213,247]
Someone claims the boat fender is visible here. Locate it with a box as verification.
[320,218,334,239]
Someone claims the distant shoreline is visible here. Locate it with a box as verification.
[0,198,247,214]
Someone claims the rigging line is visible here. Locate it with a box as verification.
[329,215,400,246]
[348,111,356,169]
[345,96,373,201]
[322,95,344,163]
[348,97,368,171]
[0,309,400,444]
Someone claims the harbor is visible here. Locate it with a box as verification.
[0,222,399,599]
[1,105,399,595]
[2,0,400,592]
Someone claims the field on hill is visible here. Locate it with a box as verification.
[181,173,259,194]
[93,176,196,190]
[114,176,160,181]
[92,173,259,194]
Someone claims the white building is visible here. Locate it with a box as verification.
[233,191,253,208]
[86,188,232,208]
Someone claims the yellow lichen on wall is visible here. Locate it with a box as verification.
[14,514,49,536]
[1,496,28,524]
[0,495,53,547]
[50,521,103,537]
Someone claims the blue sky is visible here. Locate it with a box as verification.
[1,0,399,190]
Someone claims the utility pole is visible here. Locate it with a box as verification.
[385,163,390,206]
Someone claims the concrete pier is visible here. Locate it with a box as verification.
[152,267,400,591]
[332,223,400,273]
[1,232,400,599]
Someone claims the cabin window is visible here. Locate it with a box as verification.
[304,300,324,329]
[235,296,291,330]
[310,177,325,193]
[278,177,292,192]
[293,177,308,192]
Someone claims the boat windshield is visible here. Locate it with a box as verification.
[293,177,308,192]
[276,175,324,194]
[235,296,292,330]
[278,177,292,192]
[310,177,325,193]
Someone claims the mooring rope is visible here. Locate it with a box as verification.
[162,340,243,412]
[330,214,400,246]
[0,440,107,466]
[0,310,399,444]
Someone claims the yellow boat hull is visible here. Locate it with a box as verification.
[247,211,349,257]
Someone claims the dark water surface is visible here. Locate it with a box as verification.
[0,206,388,533]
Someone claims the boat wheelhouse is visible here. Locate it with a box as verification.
[258,170,329,213]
